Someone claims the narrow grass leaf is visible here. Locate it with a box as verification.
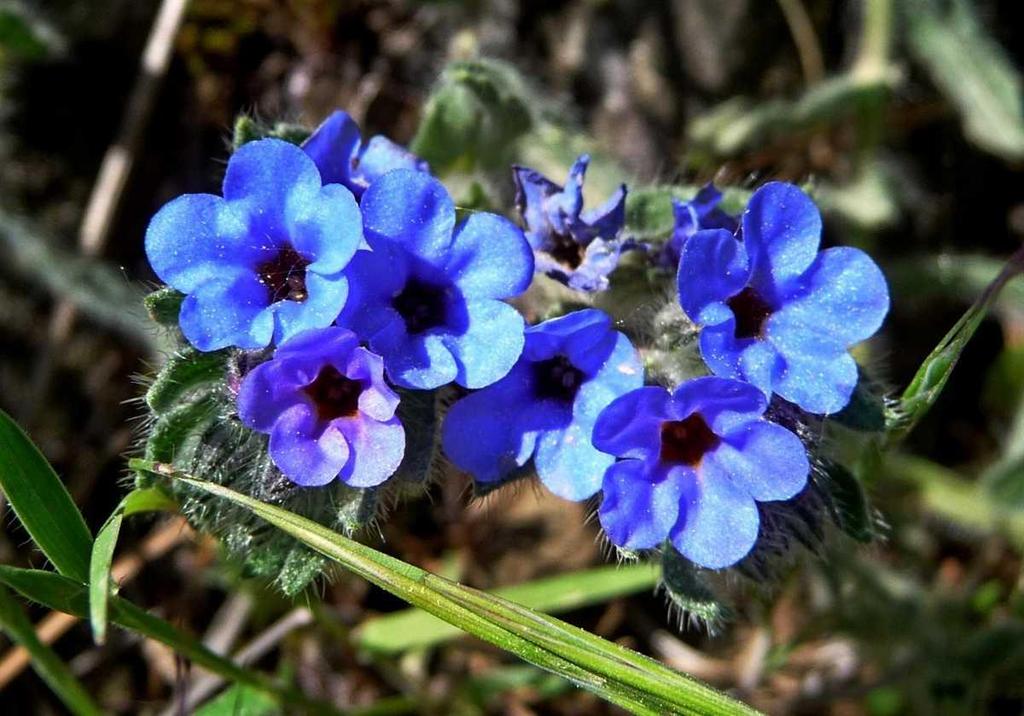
[148,465,758,716]
[0,409,93,582]
[0,584,103,716]
[356,563,658,654]
[889,246,1024,442]
[89,487,177,644]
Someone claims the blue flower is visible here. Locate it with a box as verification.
[512,154,629,292]
[302,110,429,199]
[145,139,362,351]
[593,377,809,569]
[336,170,533,390]
[658,184,738,269]
[677,182,889,414]
[442,309,644,500]
[237,326,405,487]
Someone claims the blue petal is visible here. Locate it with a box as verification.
[442,300,525,389]
[237,360,307,433]
[592,386,674,461]
[288,183,362,275]
[678,229,751,325]
[442,371,537,483]
[670,376,766,435]
[578,184,626,239]
[572,333,645,424]
[742,182,821,291]
[377,327,458,390]
[336,416,405,487]
[711,421,809,501]
[269,271,349,345]
[512,165,561,248]
[269,404,350,487]
[446,213,534,298]
[698,324,783,399]
[345,347,400,422]
[534,420,614,500]
[599,461,687,550]
[523,309,614,371]
[670,459,760,569]
[360,170,455,265]
[274,325,359,366]
[336,246,410,339]
[223,139,322,236]
[775,350,859,414]
[179,273,274,351]
[769,246,889,350]
[354,136,430,191]
[301,111,361,189]
[556,155,587,221]
[565,239,622,292]
[145,194,256,293]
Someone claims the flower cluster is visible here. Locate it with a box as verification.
[145,110,889,571]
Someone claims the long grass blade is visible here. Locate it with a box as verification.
[0,584,103,716]
[0,409,93,582]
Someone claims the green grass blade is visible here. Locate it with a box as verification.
[0,566,344,716]
[889,246,1024,442]
[88,510,122,646]
[148,466,758,715]
[0,584,103,716]
[89,487,177,645]
[0,410,93,582]
[356,563,658,654]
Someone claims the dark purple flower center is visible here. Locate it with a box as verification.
[393,278,447,334]
[547,232,586,270]
[726,287,773,339]
[257,246,311,304]
[660,414,720,466]
[302,365,363,421]
[533,354,585,402]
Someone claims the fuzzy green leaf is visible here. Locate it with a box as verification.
[143,286,185,326]
[0,585,103,716]
[0,410,93,583]
[820,461,874,543]
[660,546,731,630]
[145,347,229,415]
[411,59,533,172]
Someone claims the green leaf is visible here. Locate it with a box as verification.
[195,683,280,716]
[660,547,731,631]
[905,0,1024,161]
[145,347,230,414]
[0,410,93,582]
[0,566,342,715]
[832,376,887,433]
[144,464,758,716]
[819,461,874,543]
[686,73,890,163]
[356,563,658,654]
[0,6,56,60]
[888,246,1024,442]
[196,683,280,716]
[0,585,103,716]
[143,286,185,326]
[411,59,533,172]
[90,487,177,644]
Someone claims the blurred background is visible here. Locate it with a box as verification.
[2,0,1024,713]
